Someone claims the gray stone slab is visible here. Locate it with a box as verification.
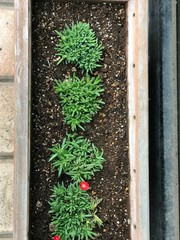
[0,231,13,238]
[0,76,14,82]
[0,6,14,76]
[0,238,13,240]
[0,0,13,4]
[0,83,14,154]
[0,160,13,233]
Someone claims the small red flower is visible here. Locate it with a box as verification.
[53,236,61,240]
[80,181,90,191]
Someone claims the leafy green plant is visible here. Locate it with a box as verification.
[55,22,103,72]
[54,74,104,131]
[49,182,103,240]
[49,133,105,182]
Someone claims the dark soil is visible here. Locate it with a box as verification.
[30,1,129,240]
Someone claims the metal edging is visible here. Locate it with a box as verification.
[149,0,179,239]
[177,1,180,235]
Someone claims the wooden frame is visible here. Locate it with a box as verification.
[14,0,31,239]
[127,1,149,239]
[14,0,149,239]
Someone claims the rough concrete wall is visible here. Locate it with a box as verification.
[0,1,14,239]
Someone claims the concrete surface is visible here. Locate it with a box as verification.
[0,160,13,233]
[0,0,14,239]
[0,6,14,77]
[0,83,14,154]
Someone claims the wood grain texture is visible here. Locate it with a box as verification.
[14,0,31,240]
[128,0,149,239]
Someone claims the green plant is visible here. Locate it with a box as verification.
[49,182,103,240]
[55,22,103,72]
[49,133,105,182]
[54,74,104,131]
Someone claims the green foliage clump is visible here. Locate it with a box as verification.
[55,22,103,72]
[54,74,104,131]
[49,133,105,182]
[49,182,102,240]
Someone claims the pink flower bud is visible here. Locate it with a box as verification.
[80,181,90,191]
[53,236,61,240]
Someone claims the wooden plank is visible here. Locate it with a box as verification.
[128,0,149,240]
[14,0,31,240]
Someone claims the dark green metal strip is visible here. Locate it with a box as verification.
[177,0,180,236]
[149,0,179,239]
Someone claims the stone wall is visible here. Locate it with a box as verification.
[0,1,14,239]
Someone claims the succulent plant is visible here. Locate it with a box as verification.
[49,133,105,182]
[55,22,103,73]
[49,182,102,239]
[54,74,104,131]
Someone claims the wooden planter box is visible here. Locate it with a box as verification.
[14,0,148,239]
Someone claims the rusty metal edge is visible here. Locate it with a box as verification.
[127,0,149,240]
[14,0,31,240]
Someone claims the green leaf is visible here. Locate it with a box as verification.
[54,74,104,131]
[48,133,105,182]
[55,22,103,72]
